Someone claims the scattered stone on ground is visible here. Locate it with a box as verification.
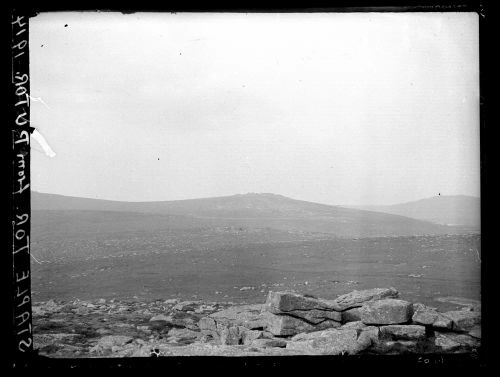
[32,288,481,358]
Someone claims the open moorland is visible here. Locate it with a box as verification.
[30,192,480,309]
[30,192,481,357]
[31,230,480,308]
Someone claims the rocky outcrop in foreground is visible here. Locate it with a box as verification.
[33,288,480,357]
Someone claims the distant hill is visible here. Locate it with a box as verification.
[345,195,480,230]
[31,191,470,237]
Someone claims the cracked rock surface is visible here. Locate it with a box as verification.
[33,288,481,357]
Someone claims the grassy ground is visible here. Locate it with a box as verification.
[31,232,480,312]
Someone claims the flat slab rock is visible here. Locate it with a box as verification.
[441,310,481,331]
[360,299,413,325]
[199,304,272,339]
[207,304,269,329]
[273,307,341,324]
[201,302,342,338]
[434,332,480,352]
[411,304,453,329]
[264,291,338,313]
[264,312,341,336]
[286,328,377,355]
[263,292,345,333]
[380,325,426,340]
[328,287,399,311]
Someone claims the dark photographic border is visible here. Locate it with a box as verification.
[7,1,489,370]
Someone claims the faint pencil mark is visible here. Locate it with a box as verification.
[30,252,42,264]
[29,95,51,109]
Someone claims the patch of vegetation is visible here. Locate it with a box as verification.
[148,321,173,333]
[39,344,61,354]
[33,321,68,332]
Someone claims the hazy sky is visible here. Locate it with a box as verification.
[30,12,479,205]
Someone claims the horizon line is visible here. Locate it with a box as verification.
[31,189,480,207]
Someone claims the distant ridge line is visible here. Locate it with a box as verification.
[344,195,480,229]
[32,190,479,208]
[30,190,480,237]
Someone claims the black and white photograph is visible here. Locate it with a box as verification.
[16,9,483,362]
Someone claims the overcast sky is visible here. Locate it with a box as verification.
[29,12,479,206]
